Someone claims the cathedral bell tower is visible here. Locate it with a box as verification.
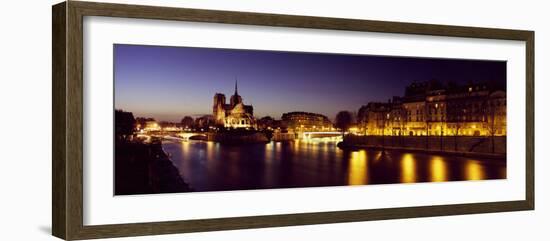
[213,93,226,125]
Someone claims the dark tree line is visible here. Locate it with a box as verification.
[115,110,136,141]
[335,111,353,137]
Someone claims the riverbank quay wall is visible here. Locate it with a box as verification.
[208,132,269,143]
[115,140,192,195]
[272,132,295,141]
[343,135,506,155]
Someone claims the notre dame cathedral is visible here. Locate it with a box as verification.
[213,81,256,129]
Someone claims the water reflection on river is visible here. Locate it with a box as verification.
[162,138,506,192]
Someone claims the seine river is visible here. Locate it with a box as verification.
[162,138,506,192]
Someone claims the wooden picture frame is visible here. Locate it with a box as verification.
[52,1,534,240]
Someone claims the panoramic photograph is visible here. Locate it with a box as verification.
[113,44,507,195]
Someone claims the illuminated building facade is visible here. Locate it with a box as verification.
[281,111,333,132]
[388,97,407,136]
[357,80,506,136]
[143,120,160,131]
[444,84,507,136]
[357,102,391,135]
[425,89,447,136]
[213,81,256,129]
[402,101,426,136]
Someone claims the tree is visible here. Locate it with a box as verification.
[424,105,430,150]
[258,116,275,130]
[357,105,368,135]
[115,110,136,141]
[335,111,353,137]
[136,117,155,130]
[452,116,464,152]
[438,109,444,151]
[398,108,407,146]
[180,116,194,129]
[486,100,498,154]
[484,91,506,154]
[448,105,466,152]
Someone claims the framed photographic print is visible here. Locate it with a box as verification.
[52,1,534,240]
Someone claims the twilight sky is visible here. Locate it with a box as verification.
[114,44,506,122]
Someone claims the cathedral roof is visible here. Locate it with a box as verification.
[231,102,246,114]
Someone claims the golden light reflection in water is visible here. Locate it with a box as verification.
[180,141,190,160]
[374,151,382,162]
[305,139,319,160]
[206,141,215,161]
[265,142,274,162]
[322,141,330,160]
[265,141,274,151]
[263,142,275,184]
[179,141,192,179]
[348,150,368,185]
[430,156,448,182]
[275,142,283,161]
[400,153,417,183]
[465,160,485,180]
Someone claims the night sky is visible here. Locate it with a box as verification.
[114,44,506,122]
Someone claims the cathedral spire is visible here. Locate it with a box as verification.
[234,78,238,95]
[230,78,243,106]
